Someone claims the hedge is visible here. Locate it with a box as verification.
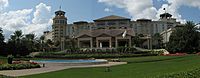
[154,68,200,78]
[0,63,40,70]
[35,53,158,59]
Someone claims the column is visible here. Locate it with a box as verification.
[90,39,93,49]
[115,37,118,48]
[129,38,131,47]
[147,38,150,49]
[61,39,64,51]
[60,41,63,51]
[109,38,112,48]
[96,39,99,48]
[77,39,80,48]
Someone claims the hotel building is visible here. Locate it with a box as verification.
[45,9,180,50]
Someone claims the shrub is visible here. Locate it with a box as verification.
[0,63,40,70]
[36,53,157,59]
[7,55,13,64]
[154,68,200,78]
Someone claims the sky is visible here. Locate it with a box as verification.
[0,0,200,39]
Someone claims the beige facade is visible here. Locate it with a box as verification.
[43,31,53,42]
[52,10,67,43]
[132,13,180,36]
[47,9,181,50]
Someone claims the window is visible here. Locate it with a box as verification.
[60,20,65,24]
[55,20,59,24]
[162,25,165,31]
[97,23,105,26]
[119,22,126,25]
[107,22,116,25]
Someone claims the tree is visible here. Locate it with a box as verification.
[24,34,36,52]
[0,28,6,55]
[152,33,163,49]
[7,30,29,56]
[13,30,23,42]
[0,28,4,43]
[132,34,146,47]
[166,21,200,53]
[39,35,45,52]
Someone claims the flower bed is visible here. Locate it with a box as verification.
[161,53,187,56]
[196,52,200,55]
[0,62,40,70]
[0,61,2,65]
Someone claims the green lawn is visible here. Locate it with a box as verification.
[19,55,200,78]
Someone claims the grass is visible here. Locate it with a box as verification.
[18,55,200,78]
[0,56,7,64]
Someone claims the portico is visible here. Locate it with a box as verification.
[76,29,135,49]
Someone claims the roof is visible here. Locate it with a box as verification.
[55,10,65,13]
[160,13,172,17]
[73,21,88,24]
[94,15,130,21]
[76,28,135,38]
[136,19,152,22]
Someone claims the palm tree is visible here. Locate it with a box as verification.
[0,28,5,55]
[25,34,35,41]
[0,28,4,43]
[40,35,45,52]
[24,34,36,52]
[10,30,23,44]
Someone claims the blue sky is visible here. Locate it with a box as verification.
[3,0,200,23]
[0,0,200,39]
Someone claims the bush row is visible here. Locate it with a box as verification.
[35,53,158,59]
[0,63,40,70]
[62,47,138,54]
[154,68,200,78]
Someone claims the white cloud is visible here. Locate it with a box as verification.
[157,0,200,23]
[0,0,8,11]
[104,8,112,12]
[98,0,200,24]
[0,9,33,39]
[0,2,52,39]
[32,3,51,24]
[98,0,157,20]
[28,3,52,37]
[156,4,186,23]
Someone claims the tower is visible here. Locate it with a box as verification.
[52,8,67,50]
[159,13,172,21]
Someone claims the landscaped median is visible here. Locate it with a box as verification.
[35,53,158,59]
[34,48,162,59]
[0,62,40,70]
